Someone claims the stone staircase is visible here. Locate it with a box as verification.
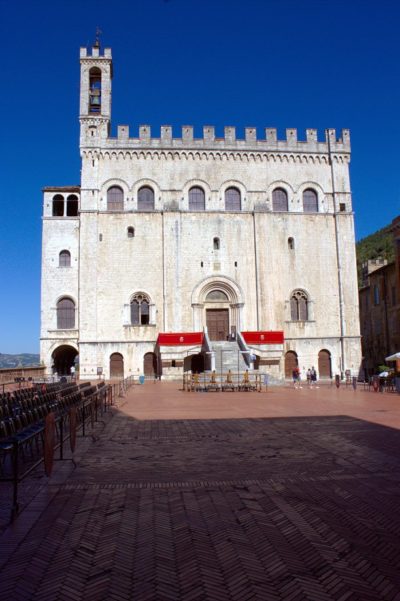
[211,341,249,374]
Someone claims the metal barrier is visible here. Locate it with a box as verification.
[182,371,262,392]
[108,376,135,404]
[0,380,124,522]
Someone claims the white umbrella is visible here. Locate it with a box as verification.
[385,352,400,361]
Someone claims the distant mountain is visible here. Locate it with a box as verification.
[356,225,395,286]
[0,353,40,369]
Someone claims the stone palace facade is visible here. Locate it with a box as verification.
[40,44,362,381]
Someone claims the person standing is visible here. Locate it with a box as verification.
[311,366,318,388]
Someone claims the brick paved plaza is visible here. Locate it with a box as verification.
[1,382,400,600]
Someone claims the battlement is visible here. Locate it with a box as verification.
[80,46,112,59]
[92,125,351,152]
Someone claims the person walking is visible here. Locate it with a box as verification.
[311,366,318,388]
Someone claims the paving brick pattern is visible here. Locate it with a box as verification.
[1,387,400,600]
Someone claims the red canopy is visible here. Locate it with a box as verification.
[241,331,284,345]
[157,332,204,346]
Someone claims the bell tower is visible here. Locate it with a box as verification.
[79,40,112,147]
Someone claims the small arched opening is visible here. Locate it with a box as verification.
[52,345,78,376]
[66,195,79,217]
[318,349,332,379]
[52,194,64,217]
[110,353,124,379]
[284,351,298,378]
[144,352,158,377]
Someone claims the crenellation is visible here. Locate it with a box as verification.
[80,46,112,59]
[224,127,236,143]
[203,126,215,142]
[286,128,297,143]
[266,128,277,143]
[245,127,257,142]
[139,125,151,140]
[161,126,172,143]
[182,126,193,142]
[306,129,317,143]
[118,125,129,140]
[83,121,350,154]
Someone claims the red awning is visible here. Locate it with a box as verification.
[241,331,284,345]
[157,332,204,346]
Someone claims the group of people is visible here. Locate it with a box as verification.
[292,366,318,389]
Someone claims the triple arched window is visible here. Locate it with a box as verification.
[225,187,241,211]
[189,187,205,211]
[57,298,75,329]
[290,290,309,321]
[130,293,150,325]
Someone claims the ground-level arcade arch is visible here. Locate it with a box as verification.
[144,352,158,377]
[184,353,205,373]
[52,344,78,376]
[110,353,124,379]
[318,349,332,378]
[284,351,298,378]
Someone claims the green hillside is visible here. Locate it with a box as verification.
[356,225,394,286]
[0,353,40,369]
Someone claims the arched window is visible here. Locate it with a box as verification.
[138,186,155,211]
[89,67,101,114]
[303,188,318,212]
[127,226,135,238]
[52,194,64,217]
[213,237,220,250]
[288,237,295,250]
[290,290,309,321]
[107,186,124,211]
[59,250,71,267]
[66,195,78,217]
[272,188,288,212]
[130,293,150,325]
[57,298,75,329]
[225,187,241,211]
[188,187,205,211]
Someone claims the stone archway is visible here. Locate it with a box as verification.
[110,353,124,379]
[144,352,158,377]
[191,276,244,335]
[284,351,298,378]
[318,349,332,378]
[52,345,78,376]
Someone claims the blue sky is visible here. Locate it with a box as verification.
[0,0,399,354]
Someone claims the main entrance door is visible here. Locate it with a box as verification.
[206,309,229,341]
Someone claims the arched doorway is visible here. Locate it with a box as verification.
[285,351,298,378]
[52,345,78,376]
[191,276,243,338]
[318,349,332,378]
[144,352,157,377]
[205,289,230,341]
[110,353,124,379]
